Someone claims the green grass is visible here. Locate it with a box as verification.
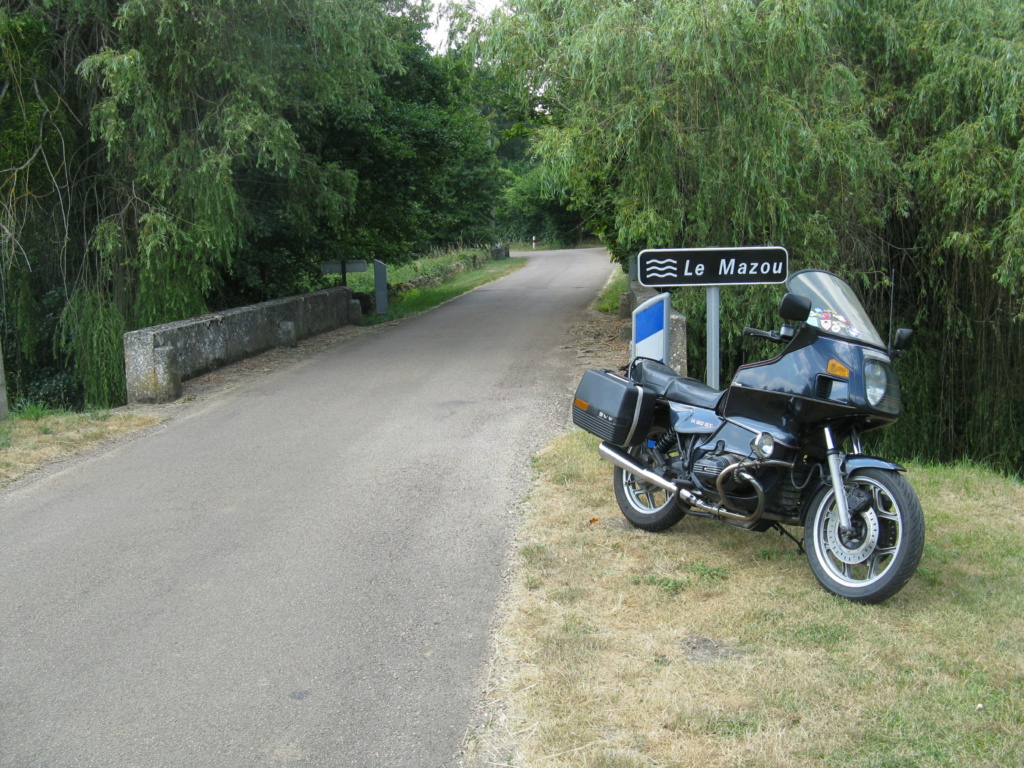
[594,269,629,314]
[343,248,494,294]
[631,561,729,593]
[333,247,525,324]
[363,256,524,325]
[11,399,67,421]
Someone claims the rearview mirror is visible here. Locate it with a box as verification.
[779,293,811,323]
[892,328,914,355]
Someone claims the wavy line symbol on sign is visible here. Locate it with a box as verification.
[645,258,678,278]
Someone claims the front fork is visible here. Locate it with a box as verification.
[824,426,853,534]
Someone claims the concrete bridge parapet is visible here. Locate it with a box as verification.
[124,286,361,404]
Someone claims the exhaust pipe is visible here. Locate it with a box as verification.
[598,441,679,495]
[597,441,765,522]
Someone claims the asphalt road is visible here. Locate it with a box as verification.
[0,248,615,768]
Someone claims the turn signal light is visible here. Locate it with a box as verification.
[574,398,589,411]
[826,359,850,378]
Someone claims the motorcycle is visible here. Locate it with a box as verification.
[571,268,924,603]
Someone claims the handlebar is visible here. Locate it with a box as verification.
[743,326,789,343]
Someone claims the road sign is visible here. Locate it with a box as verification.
[631,292,671,363]
[639,247,788,288]
[321,260,367,275]
[636,246,789,389]
[321,260,370,291]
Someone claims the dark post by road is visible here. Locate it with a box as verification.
[374,259,388,315]
[0,338,8,420]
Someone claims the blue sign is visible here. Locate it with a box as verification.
[632,293,671,363]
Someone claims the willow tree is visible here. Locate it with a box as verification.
[486,0,1024,472]
[866,0,1024,469]
[1,6,75,410]
[487,0,895,261]
[485,0,897,381]
[69,0,399,405]
[2,0,401,408]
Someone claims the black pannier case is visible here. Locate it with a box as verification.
[572,369,656,447]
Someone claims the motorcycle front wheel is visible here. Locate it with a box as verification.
[613,428,686,532]
[804,468,924,604]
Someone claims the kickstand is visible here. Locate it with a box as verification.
[773,523,804,554]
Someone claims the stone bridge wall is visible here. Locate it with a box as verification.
[124,287,361,404]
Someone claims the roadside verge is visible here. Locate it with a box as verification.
[459,294,1024,768]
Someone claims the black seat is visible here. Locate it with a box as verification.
[631,358,725,410]
[630,358,679,393]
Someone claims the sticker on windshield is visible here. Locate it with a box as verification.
[809,308,860,338]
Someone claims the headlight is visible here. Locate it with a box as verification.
[863,358,901,414]
[864,360,888,407]
[750,432,775,460]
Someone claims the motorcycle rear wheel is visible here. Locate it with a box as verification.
[613,428,686,532]
[804,468,924,604]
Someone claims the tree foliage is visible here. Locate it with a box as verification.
[487,0,1024,473]
[873,0,1024,471]
[495,161,584,246]
[320,10,500,262]
[213,4,502,305]
[2,0,501,408]
[78,0,397,327]
[489,0,895,263]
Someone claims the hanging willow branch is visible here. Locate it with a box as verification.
[486,0,1024,473]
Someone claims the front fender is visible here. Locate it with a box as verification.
[797,454,908,525]
[843,455,907,474]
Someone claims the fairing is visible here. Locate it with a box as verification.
[787,269,886,350]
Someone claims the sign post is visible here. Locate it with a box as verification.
[707,285,721,389]
[322,259,387,315]
[374,259,388,315]
[638,246,789,388]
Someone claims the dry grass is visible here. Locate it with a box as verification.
[0,409,162,487]
[462,429,1024,766]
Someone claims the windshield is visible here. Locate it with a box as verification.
[786,269,886,349]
